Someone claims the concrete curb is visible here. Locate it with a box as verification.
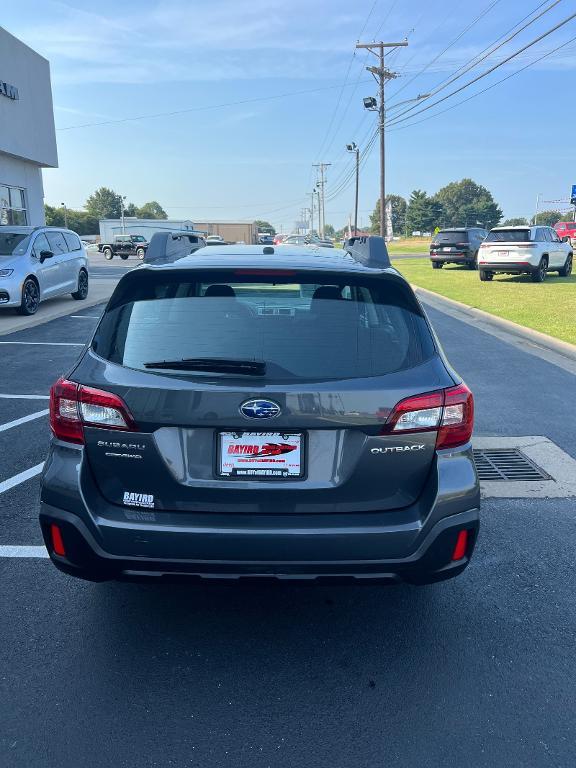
[0,280,116,337]
[414,285,576,369]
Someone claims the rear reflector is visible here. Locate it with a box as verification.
[452,530,468,561]
[49,378,137,444]
[50,524,66,557]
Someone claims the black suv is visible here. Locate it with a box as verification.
[430,228,488,269]
[40,237,480,584]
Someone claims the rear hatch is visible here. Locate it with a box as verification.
[74,266,455,515]
[430,231,470,256]
[481,229,534,261]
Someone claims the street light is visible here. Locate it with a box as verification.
[346,142,360,236]
[60,202,68,229]
[121,195,127,233]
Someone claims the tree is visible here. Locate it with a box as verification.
[137,201,167,219]
[433,178,502,229]
[502,217,529,226]
[254,220,276,235]
[124,203,139,217]
[532,210,563,227]
[44,205,99,235]
[370,195,407,235]
[85,187,123,219]
[406,190,443,233]
[324,224,335,237]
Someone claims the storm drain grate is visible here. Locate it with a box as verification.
[473,448,552,482]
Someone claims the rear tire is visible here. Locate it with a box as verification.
[72,269,89,300]
[103,247,113,260]
[531,257,548,283]
[119,254,129,261]
[558,253,573,277]
[18,277,40,315]
[432,261,442,269]
[479,270,493,282]
[468,254,478,270]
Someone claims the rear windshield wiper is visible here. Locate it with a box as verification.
[143,357,266,375]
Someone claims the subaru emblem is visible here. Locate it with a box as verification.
[240,399,281,419]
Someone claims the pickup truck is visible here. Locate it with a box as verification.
[98,234,148,260]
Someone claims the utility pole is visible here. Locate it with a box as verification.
[60,202,68,229]
[313,163,331,238]
[347,143,360,235]
[356,39,408,239]
[308,191,316,235]
[121,195,126,233]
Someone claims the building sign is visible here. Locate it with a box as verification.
[0,80,19,100]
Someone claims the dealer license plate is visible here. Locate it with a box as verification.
[218,432,304,478]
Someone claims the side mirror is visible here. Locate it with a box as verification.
[39,250,54,263]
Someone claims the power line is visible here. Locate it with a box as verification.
[388,0,503,102]
[386,31,576,132]
[386,10,576,128]
[387,0,563,117]
[57,79,373,131]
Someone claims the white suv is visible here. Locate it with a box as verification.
[478,226,573,282]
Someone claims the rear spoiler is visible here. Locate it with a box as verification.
[343,235,390,269]
[144,231,207,264]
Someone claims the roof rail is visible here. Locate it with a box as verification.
[144,231,206,264]
[343,235,390,269]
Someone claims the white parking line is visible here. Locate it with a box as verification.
[0,546,49,558]
[0,394,49,400]
[0,341,84,346]
[70,315,99,319]
[0,463,44,494]
[0,410,49,433]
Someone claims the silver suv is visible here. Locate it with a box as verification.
[0,226,89,314]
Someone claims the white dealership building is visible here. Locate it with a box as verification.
[0,27,57,227]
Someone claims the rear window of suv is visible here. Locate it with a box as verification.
[93,270,435,382]
[432,231,468,244]
[486,229,531,242]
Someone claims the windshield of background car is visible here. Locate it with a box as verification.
[0,232,30,256]
[93,270,436,382]
[132,236,146,242]
[486,229,531,242]
[432,231,468,244]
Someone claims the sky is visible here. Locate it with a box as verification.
[3,0,576,232]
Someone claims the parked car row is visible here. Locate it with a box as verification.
[430,225,573,282]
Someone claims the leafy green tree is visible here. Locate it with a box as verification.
[532,210,562,227]
[406,190,443,233]
[124,203,139,217]
[433,178,502,229]
[85,187,123,219]
[324,224,336,237]
[254,220,276,235]
[370,195,407,235]
[137,201,167,219]
[502,217,529,226]
[44,205,98,235]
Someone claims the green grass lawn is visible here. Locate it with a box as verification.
[387,238,430,255]
[392,258,576,346]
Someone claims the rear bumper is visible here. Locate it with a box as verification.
[478,260,537,272]
[430,252,472,263]
[40,504,479,585]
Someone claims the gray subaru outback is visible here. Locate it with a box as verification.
[39,236,479,583]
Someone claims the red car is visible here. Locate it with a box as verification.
[553,221,576,244]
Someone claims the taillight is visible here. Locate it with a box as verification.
[452,529,468,561]
[49,377,137,444]
[50,524,66,557]
[383,383,474,449]
[436,383,474,449]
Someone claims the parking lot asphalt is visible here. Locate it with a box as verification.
[0,300,575,768]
